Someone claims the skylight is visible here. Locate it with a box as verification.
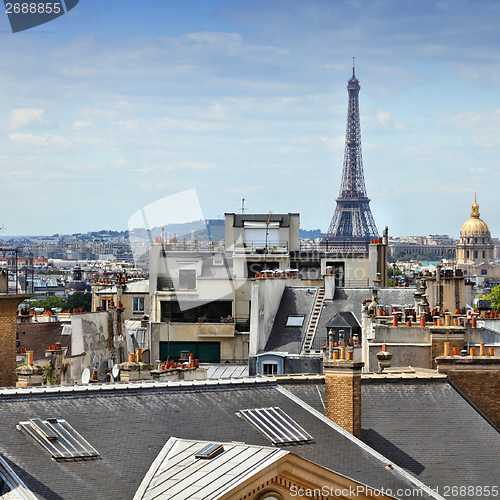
[239,407,313,445]
[18,419,99,461]
[286,315,304,327]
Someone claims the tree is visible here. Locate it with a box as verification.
[66,292,92,312]
[387,267,402,278]
[477,285,500,312]
[27,292,92,313]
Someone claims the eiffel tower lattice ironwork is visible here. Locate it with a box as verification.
[325,63,378,247]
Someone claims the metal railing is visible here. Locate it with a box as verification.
[298,241,369,253]
[161,240,226,252]
[233,241,289,255]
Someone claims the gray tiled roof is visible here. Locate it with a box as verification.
[263,287,317,354]
[283,377,500,500]
[317,288,416,335]
[0,380,422,500]
[361,379,500,498]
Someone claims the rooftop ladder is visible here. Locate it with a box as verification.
[301,288,325,355]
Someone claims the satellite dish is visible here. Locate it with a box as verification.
[111,364,119,381]
[81,368,90,384]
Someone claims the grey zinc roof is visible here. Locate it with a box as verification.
[263,287,316,354]
[317,288,416,335]
[0,379,423,500]
[134,438,288,500]
[361,378,500,499]
[282,377,500,500]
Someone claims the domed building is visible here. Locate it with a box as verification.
[456,193,494,271]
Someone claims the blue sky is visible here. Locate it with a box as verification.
[1,0,500,238]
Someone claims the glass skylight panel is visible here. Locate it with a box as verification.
[239,407,313,445]
[194,443,224,459]
[18,418,99,461]
[286,316,304,327]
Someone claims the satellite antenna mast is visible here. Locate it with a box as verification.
[241,198,245,214]
[264,211,272,268]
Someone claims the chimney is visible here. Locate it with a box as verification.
[16,350,44,386]
[324,359,364,438]
[117,351,152,381]
[436,347,500,430]
[0,294,31,387]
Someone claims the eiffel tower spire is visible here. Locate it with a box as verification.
[325,63,378,247]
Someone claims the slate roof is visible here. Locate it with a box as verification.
[282,376,500,500]
[0,379,426,500]
[361,378,500,498]
[263,287,415,356]
[16,322,71,358]
[263,287,316,354]
[317,288,416,336]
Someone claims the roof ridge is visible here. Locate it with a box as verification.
[0,377,278,400]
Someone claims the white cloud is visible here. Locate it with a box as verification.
[10,108,45,129]
[66,164,99,173]
[374,109,407,132]
[437,109,500,149]
[71,121,93,130]
[9,133,69,148]
[321,135,345,149]
[110,158,130,168]
[112,120,140,133]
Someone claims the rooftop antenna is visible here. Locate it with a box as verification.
[264,211,272,268]
[0,224,5,233]
[352,56,355,76]
[241,198,245,214]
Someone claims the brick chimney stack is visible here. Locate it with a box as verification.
[0,294,31,387]
[324,359,364,438]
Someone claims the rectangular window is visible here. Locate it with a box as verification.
[474,250,478,259]
[238,407,313,445]
[262,362,278,375]
[179,269,196,289]
[483,251,486,258]
[132,296,145,314]
[286,316,304,327]
[18,419,99,461]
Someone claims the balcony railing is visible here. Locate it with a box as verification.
[160,241,226,252]
[233,242,289,255]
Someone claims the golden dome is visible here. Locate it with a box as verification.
[460,193,490,236]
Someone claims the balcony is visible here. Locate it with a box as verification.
[233,241,289,255]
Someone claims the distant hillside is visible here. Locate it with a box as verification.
[299,229,325,239]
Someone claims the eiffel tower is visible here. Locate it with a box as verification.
[324,61,378,248]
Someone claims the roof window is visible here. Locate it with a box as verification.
[17,418,99,461]
[238,407,313,445]
[286,315,304,327]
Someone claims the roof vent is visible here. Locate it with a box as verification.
[194,443,224,459]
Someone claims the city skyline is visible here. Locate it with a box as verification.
[0,0,499,238]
